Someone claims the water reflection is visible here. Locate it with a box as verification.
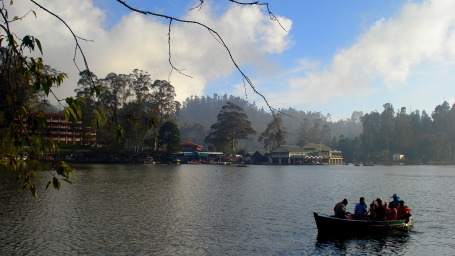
[315,232,411,255]
[1,164,455,255]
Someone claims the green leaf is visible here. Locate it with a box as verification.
[46,180,52,190]
[65,107,77,122]
[115,125,124,141]
[65,97,74,106]
[52,177,60,190]
[63,179,72,185]
[35,38,43,54]
[96,118,101,129]
[13,16,18,20]
[77,95,86,104]
[63,108,71,122]
[31,185,37,198]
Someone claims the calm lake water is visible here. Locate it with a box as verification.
[1,164,454,255]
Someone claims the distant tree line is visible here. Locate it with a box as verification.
[6,64,454,164]
[356,102,455,163]
[179,95,455,163]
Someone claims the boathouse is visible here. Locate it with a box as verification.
[270,145,307,165]
[270,144,343,165]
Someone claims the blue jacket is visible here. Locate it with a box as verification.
[355,202,368,216]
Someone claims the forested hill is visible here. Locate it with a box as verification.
[176,94,363,152]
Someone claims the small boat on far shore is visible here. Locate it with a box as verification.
[313,212,413,234]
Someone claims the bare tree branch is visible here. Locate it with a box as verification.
[167,19,193,80]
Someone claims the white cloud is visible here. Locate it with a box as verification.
[8,0,293,103]
[278,0,455,106]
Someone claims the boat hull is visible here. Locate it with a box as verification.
[313,212,413,234]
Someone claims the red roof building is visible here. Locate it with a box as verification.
[181,142,203,152]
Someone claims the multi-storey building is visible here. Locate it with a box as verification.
[38,113,96,145]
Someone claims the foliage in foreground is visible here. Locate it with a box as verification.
[0,1,77,197]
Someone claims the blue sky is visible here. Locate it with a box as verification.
[11,0,455,120]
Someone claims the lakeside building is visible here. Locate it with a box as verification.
[174,142,224,163]
[244,150,270,165]
[29,113,97,145]
[181,142,203,152]
[270,144,343,165]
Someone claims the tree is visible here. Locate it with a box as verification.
[205,102,256,155]
[380,103,395,151]
[158,121,181,162]
[431,101,452,160]
[296,118,311,146]
[149,80,180,150]
[310,119,322,143]
[259,115,286,150]
[393,107,412,156]
[320,124,332,147]
[180,122,208,146]
[360,111,381,159]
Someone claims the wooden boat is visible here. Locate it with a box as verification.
[313,212,413,233]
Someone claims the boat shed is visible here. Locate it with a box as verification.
[250,150,271,165]
[270,145,308,165]
[270,144,344,165]
[302,143,343,164]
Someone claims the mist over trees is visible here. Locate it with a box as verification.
[25,77,455,164]
[360,102,455,163]
[178,94,455,163]
[177,93,363,153]
[205,102,256,155]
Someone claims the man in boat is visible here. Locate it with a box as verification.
[334,199,349,219]
[397,200,412,223]
[353,197,368,219]
[390,193,401,207]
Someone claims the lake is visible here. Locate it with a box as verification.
[0,164,454,255]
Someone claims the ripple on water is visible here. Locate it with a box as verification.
[0,164,454,255]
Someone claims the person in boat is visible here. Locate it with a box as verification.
[390,193,400,207]
[385,201,397,220]
[373,198,386,220]
[369,200,377,219]
[354,197,368,219]
[334,199,349,219]
[397,200,412,223]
